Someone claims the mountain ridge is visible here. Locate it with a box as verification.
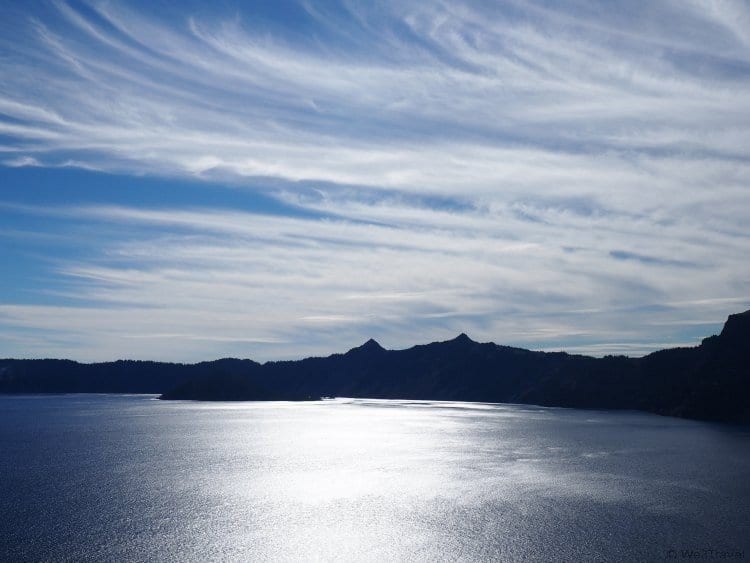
[1,311,749,422]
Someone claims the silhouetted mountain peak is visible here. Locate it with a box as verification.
[363,338,384,350]
[347,338,385,355]
[452,333,474,344]
[720,310,750,336]
[718,309,750,347]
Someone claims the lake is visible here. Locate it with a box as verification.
[1,395,748,562]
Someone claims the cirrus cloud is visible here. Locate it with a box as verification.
[0,0,748,360]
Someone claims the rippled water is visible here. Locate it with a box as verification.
[1,395,748,562]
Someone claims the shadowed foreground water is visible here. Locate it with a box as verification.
[1,395,748,562]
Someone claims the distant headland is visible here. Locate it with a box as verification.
[1,310,749,423]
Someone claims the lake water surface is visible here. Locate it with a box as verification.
[1,395,748,562]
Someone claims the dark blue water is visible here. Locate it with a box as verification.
[1,395,748,562]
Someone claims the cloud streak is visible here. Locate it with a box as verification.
[2,1,750,183]
[0,0,748,360]
[0,199,746,361]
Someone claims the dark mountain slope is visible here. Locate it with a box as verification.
[1,311,748,422]
[0,358,261,394]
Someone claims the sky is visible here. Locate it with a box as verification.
[1,0,749,362]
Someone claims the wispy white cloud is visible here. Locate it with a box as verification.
[0,0,748,360]
[0,200,746,361]
[2,0,749,183]
[2,156,42,168]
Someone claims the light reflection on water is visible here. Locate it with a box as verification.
[1,395,749,561]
